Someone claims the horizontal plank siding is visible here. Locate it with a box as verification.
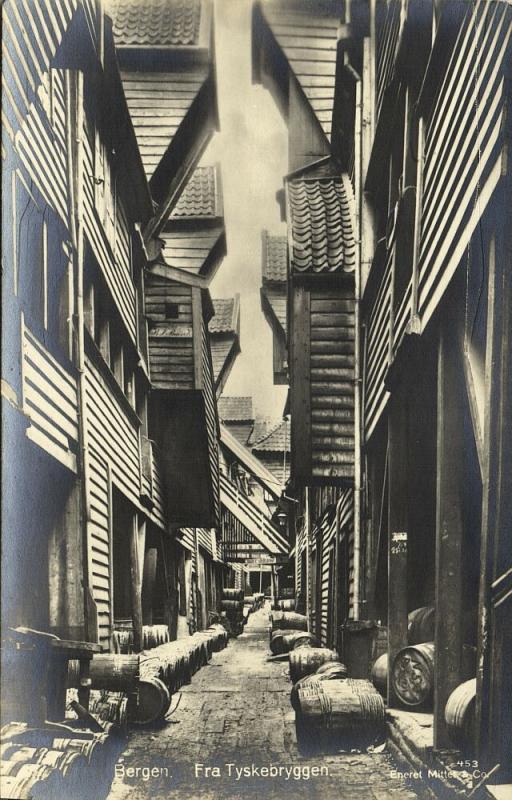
[364,257,392,440]
[149,445,166,530]
[309,286,355,480]
[376,0,402,122]
[22,322,78,472]
[202,318,220,525]
[82,119,137,343]
[261,4,339,139]
[121,69,209,179]
[337,489,355,619]
[84,355,141,507]
[418,1,511,330]
[162,228,223,274]
[198,528,214,558]
[87,451,112,649]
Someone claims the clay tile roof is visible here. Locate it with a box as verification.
[252,418,291,452]
[209,298,237,334]
[288,176,356,273]
[108,0,202,47]
[218,396,254,422]
[263,232,287,282]
[171,166,219,218]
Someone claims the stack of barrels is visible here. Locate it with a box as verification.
[0,725,118,799]
[244,593,265,614]
[66,625,229,728]
[221,589,245,637]
[269,611,309,656]
[370,605,477,755]
[142,625,171,650]
[369,606,436,708]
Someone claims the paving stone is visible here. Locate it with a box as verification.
[105,605,423,800]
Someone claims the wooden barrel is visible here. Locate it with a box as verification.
[271,612,308,633]
[220,600,244,619]
[206,625,228,651]
[445,678,476,754]
[89,692,128,735]
[289,648,338,684]
[112,628,134,655]
[37,748,87,776]
[290,664,348,711]
[88,654,140,691]
[52,737,100,763]
[222,589,244,601]
[371,653,388,695]
[408,606,435,645]
[269,630,314,654]
[391,642,435,707]
[130,677,171,725]
[1,759,26,776]
[0,746,40,765]
[1,763,63,799]
[315,661,348,679]
[296,679,385,747]
[270,630,317,655]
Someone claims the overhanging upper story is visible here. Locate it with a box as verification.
[286,158,357,486]
[107,0,219,240]
[252,0,346,172]
[208,296,241,398]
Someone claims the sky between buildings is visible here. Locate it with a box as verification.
[202,0,289,419]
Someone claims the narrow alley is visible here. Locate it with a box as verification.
[108,605,421,800]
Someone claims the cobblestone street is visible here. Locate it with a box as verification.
[107,606,423,800]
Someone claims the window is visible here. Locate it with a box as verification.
[124,359,135,407]
[84,282,95,338]
[110,328,124,387]
[136,378,148,436]
[165,303,180,320]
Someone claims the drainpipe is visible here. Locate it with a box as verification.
[344,58,363,621]
[305,487,310,629]
[65,70,93,640]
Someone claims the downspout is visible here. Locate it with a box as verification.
[334,498,341,648]
[65,70,94,640]
[344,59,363,621]
[305,487,310,628]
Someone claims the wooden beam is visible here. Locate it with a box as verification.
[148,262,210,290]
[434,323,464,749]
[476,214,512,773]
[130,516,143,653]
[291,285,311,481]
[387,389,409,706]
[142,547,158,626]
[191,287,203,390]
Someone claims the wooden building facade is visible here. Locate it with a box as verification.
[253,0,359,651]
[254,0,512,779]
[2,0,231,671]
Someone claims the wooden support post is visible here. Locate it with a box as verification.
[130,517,143,653]
[387,392,409,706]
[434,324,464,749]
[476,223,512,773]
[142,547,158,626]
